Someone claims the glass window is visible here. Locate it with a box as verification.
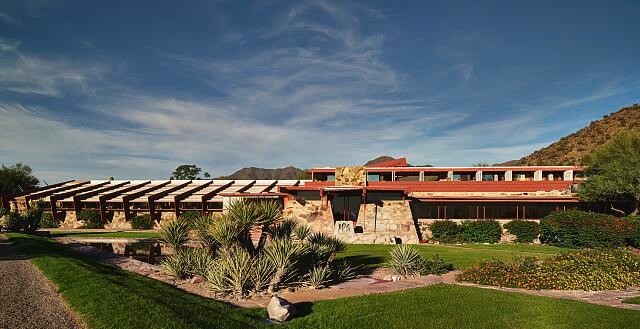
[296,191,321,201]
[410,203,439,219]
[446,203,478,219]
[366,191,404,202]
[485,203,517,219]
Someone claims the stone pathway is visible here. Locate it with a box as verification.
[56,237,640,311]
[0,235,85,329]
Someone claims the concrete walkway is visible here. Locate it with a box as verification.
[0,235,84,329]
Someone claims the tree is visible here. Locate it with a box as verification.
[170,165,210,180]
[578,131,640,216]
[472,162,491,167]
[0,163,39,195]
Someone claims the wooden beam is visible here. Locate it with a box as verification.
[25,181,89,203]
[173,181,214,218]
[201,181,235,214]
[147,181,192,222]
[50,182,111,213]
[236,180,256,193]
[122,181,171,220]
[98,181,151,222]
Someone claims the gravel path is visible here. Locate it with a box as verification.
[0,235,84,329]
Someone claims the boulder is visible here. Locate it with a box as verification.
[267,296,294,322]
[190,275,206,284]
[391,275,403,282]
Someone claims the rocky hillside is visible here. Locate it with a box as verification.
[500,104,640,166]
[222,166,305,180]
[364,156,395,166]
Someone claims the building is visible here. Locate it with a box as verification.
[3,158,586,243]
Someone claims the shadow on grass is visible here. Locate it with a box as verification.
[7,233,267,329]
[337,255,386,275]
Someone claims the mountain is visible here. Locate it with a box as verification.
[364,156,395,166]
[222,166,305,180]
[499,104,640,166]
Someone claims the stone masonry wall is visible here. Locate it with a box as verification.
[105,211,131,230]
[283,199,334,234]
[335,166,366,186]
[345,200,419,244]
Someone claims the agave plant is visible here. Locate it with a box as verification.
[305,264,333,289]
[385,244,423,276]
[159,218,190,250]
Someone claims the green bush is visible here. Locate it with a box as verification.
[130,214,153,230]
[23,200,46,233]
[503,220,540,243]
[457,249,640,291]
[460,220,502,243]
[178,211,201,222]
[77,209,103,229]
[40,212,61,228]
[429,220,461,243]
[5,212,23,232]
[540,210,631,248]
[625,216,640,248]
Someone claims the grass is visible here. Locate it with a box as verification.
[281,284,640,329]
[335,243,568,270]
[623,296,640,304]
[47,231,160,239]
[6,233,263,329]
[7,233,639,329]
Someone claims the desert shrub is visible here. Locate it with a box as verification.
[293,224,312,241]
[419,254,454,275]
[625,216,640,248]
[264,238,310,292]
[212,246,254,296]
[503,220,540,243]
[180,247,215,276]
[159,218,190,250]
[178,211,201,223]
[331,259,358,282]
[305,265,333,289]
[78,209,103,229]
[428,220,461,243]
[540,210,631,248]
[386,244,453,276]
[250,254,275,293]
[208,214,240,249]
[40,212,61,228]
[192,215,218,250]
[130,214,153,230]
[5,212,23,232]
[457,249,640,291]
[460,220,502,243]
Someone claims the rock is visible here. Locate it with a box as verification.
[383,275,393,281]
[391,275,403,282]
[190,275,206,284]
[267,296,294,322]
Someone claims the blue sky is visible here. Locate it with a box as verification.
[1,0,639,182]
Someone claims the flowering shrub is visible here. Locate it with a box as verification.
[460,220,502,243]
[503,220,540,243]
[540,210,632,248]
[457,249,640,291]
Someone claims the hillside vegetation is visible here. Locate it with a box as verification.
[500,104,640,166]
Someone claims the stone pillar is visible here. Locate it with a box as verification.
[447,171,454,181]
[419,171,424,181]
[505,170,513,181]
[534,170,543,181]
[475,171,483,181]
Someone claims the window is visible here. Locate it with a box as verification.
[296,191,321,201]
[410,203,439,219]
[445,203,477,219]
[485,203,517,219]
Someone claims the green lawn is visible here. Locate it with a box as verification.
[336,243,568,270]
[281,284,640,329]
[7,233,638,329]
[47,231,160,239]
[623,296,640,304]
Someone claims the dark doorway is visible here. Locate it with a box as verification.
[330,193,362,221]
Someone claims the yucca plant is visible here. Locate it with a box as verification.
[208,214,240,250]
[267,218,298,240]
[308,232,346,257]
[206,260,229,293]
[386,244,422,276]
[264,238,309,293]
[293,223,312,241]
[160,253,187,278]
[159,218,190,250]
[181,247,215,276]
[250,254,275,293]
[306,264,333,289]
[192,214,218,251]
[255,200,283,226]
[332,259,358,282]
[220,246,254,296]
